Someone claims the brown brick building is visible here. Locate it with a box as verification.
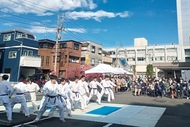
[38,39,82,78]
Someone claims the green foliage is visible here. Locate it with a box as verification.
[146,64,153,78]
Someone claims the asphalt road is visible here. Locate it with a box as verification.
[36,91,190,127]
[1,91,189,127]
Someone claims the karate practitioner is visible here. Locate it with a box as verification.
[34,75,65,122]
[26,78,40,113]
[58,78,72,116]
[48,78,72,117]
[0,75,13,123]
[88,77,103,104]
[78,75,89,110]
[70,76,81,110]
[100,75,116,102]
[11,78,30,117]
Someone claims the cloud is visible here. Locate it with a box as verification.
[66,28,86,33]
[28,26,56,34]
[0,0,97,16]
[3,22,16,26]
[92,29,107,33]
[28,26,86,34]
[66,10,131,22]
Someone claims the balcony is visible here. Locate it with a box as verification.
[20,56,41,68]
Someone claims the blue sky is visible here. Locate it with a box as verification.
[0,0,178,47]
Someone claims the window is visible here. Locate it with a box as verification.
[137,49,145,54]
[167,48,177,52]
[53,56,60,62]
[137,57,145,61]
[8,51,17,58]
[127,50,135,54]
[98,48,102,55]
[147,49,153,52]
[60,43,67,48]
[167,56,177,61]
[42,43,48,48]
[69,56,79,63]
[108,51,115,55]
[155,48,164,53]
[0,52,2,59]
[155,56,165,61]
[3,34,11,41]
[41,56,44,66]
[91,46,95,53]
[91,58,95,65]
[46,56,50,66]
[74,43,79,50]
[16,33,27,39]
[119,50,125,55]
[127,57,135,61]
[23,50,33,56]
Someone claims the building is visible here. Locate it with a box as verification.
[0,29,41,82]
[105,38,185,79]
[38,39,81,78]
[176,0,190,47]
[102,50,113,65]
[81,41,102,70]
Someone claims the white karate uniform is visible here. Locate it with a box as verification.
[78,80,89,109]
[88,80,103,104]
[101,80,116,102]
[70,81,81,109]
[27,82,40,112]
[0,80,13,121]
[35,81,64,121]
[49,83,72,116]
[11,82,30,116]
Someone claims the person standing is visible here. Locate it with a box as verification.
[0,75,13,123]
[78,75,89,110]
[34,75,65,122]
[100,75,116,102]
[88,77,103,105]
[70,76,81,110]
[11,77,30,117]
[26,78,40,113]
[48,78,71,117]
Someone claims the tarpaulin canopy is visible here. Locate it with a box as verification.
[114,68,133,75]
[85,64,116,74]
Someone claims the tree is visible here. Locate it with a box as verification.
[146,64,153,79]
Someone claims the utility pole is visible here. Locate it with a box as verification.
[54,14,64,75]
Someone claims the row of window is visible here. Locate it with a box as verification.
[0,50,34,59]
[41,55,81,66]
[112,48,178,54]
[127,56,177,61]
[3,33,29,41]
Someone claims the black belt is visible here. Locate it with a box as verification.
[0,94,8,96]
[92,88,97,89]
[47,95,57,98]
[16,93,24,95]
[47,95,57,103]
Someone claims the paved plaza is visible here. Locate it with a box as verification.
[0,91,190,127]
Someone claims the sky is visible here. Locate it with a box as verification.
[0,0,178,48]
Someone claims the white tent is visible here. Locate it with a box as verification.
[85,64,115,74]
[114,68,133,75]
